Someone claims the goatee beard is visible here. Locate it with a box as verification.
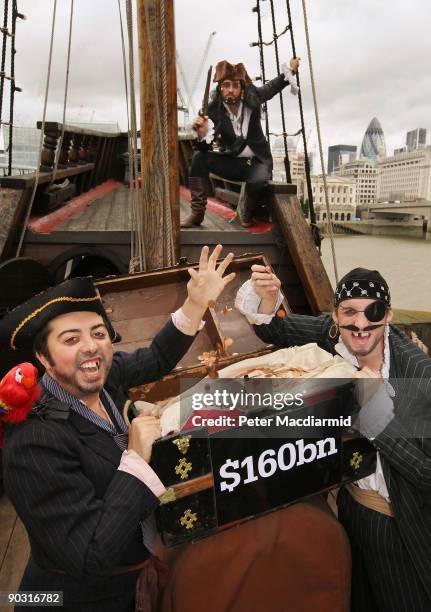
[225,97,239,106]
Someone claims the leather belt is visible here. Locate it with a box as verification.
[346,482,394,517]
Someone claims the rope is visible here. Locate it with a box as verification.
[125,0,145,271]
[0,0,9,124]
[258,23,290,46]
[159,0,174,264]
[255,0,269,141]
[269,128,302,138]
[51,0,74,184]
[16,0,57,257]
[300,0,338,282]
[285,0,317,229]
[268,0,291,183]
[117,0,135,272]
[7,0,16,175]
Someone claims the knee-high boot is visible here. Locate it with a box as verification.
[239,194,256,228]
[180,177,208,227]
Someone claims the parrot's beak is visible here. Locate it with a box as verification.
[22,376,35,390]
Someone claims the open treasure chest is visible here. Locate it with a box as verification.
[95,254,376,547]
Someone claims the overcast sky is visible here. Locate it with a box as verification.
[7,0,431,169]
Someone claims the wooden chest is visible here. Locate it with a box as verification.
[95,254,376,546]
[95,253,286,402]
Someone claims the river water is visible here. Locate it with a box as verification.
[320,235,431,311]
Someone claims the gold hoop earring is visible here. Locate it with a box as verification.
[328,322,339,340]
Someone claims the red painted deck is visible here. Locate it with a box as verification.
[28,180,121,234]
[179,186,275,235]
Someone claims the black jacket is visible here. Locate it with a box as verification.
[201,74,290,166]
[3,320,196,611]
[253,313,431,599]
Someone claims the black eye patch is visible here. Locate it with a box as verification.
[363,300,387,322]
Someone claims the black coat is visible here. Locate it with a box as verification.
[3,320,196,611]
[253,313,431,599]
[203,74,290,166]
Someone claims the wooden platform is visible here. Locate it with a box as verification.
[19,181,332,314]
[0,494,29,611]
[22,183,284,274]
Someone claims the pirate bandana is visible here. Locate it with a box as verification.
[335,268,391,308]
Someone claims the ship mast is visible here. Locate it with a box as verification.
[136,0,179,269]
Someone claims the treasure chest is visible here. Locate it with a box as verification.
[95,254,376,546]
[149,384,374,546]
[95,253,289,401]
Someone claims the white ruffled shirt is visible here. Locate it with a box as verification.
[235,280,391,502]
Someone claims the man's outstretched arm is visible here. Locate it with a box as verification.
[255,58,300,103]
[235,264,332,349]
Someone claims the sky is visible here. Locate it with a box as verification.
[5,0,431,171]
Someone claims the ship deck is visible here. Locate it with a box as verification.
[0,492,29,612]
[23,182,282,271]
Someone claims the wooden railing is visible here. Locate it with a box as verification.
[1,121,128,195]
[0,122,128,262]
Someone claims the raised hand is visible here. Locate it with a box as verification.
[251,264,281,314]
[187,244,235,308]
[289,57,300,74]
[192,115,209,140]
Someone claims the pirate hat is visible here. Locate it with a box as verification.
[0,277,115,351]
[213,61,252,86]
[335,268,391,306]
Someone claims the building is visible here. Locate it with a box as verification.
[327,144,357,174]
[394,146,408,155]
[377,146,431,202]
[0,122,121,176]
[272,137,306,196]
[406,128,427,151]
[333,159,378,212]
[0,125,39,174]
[305,175,356,222]
[69,121,120,133]
[360,117,386,161]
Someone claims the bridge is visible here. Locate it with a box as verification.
[368,201,431,220]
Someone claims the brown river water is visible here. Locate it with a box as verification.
[320,235,431,311]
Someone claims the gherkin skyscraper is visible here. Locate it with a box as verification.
[360,117,386,161]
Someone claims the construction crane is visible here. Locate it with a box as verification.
[190,31,217,102]
[176,52,196,117]
[176,31,217,122]
[177,87,189,129]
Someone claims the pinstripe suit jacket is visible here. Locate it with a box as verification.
[253,314,431,598]
[2,320,196,609]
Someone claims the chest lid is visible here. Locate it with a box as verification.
[95,254,290,398]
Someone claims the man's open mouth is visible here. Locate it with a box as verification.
[352,331,371,338]
[79,359,101,372]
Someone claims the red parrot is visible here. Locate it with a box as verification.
[0,363,40,447]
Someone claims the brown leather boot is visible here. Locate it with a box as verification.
[239,194,256,228]
[180,177,208,227]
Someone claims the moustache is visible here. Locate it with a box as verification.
[225,96,239,105]
[340,324,384,332]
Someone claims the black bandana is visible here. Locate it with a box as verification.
[335,268,391,307]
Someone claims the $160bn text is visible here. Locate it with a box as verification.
[218,437,337,493]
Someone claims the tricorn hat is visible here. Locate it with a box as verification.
[0,277,115,351]
[334,268,391,306]
[213,61,252,86]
